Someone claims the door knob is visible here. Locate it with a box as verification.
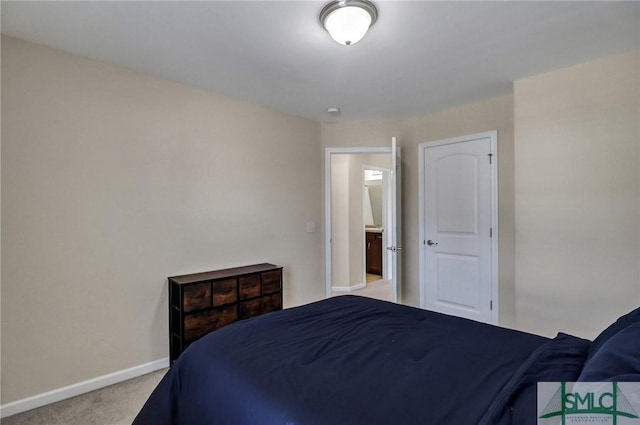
[426,240,438,246]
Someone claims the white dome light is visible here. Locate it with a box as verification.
[320,1,378,46]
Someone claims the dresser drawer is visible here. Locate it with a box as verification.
[261,270,281,294]
[239,274,261,300]
[184,305,238,341]
[212,278,237,306]
[183,282,212,312]
[239,293,282,320]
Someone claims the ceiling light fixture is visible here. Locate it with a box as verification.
[319,0,378,46]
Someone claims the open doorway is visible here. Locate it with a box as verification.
[363,166,392,279]
[362,165,393,301]
[324,146,399,303]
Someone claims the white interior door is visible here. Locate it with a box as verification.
[389,137,402,303]
[420,132,497,324]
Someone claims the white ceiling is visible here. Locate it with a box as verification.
[2,1,639,122]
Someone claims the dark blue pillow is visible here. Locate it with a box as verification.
[480,333,590,425]
[579,322,640,382]
[587,306,640,362]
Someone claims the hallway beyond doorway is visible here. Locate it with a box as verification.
[332,278,393,303]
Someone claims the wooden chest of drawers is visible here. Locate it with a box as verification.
[366,231,383,275]
[169,263,283,363]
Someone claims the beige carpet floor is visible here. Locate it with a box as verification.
[332,278,394,302]
[2,368,167,425]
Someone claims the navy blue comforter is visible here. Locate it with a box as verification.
[134,296,589,425]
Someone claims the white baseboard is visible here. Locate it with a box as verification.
[0,357,169,419]
[332,282,366,292]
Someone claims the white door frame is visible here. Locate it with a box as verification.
[418,131,499,324]
[324,147,394,299]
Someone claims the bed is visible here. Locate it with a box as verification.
[134,295,640,425]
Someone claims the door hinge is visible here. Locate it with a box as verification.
[490,227,493,238]
[488,153,493,164]
[490,300,493,310]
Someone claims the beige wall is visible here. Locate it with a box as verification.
[1,36,323,403]
[321,95,516,327]
[514,51,640,339]
[330,155,350,287]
